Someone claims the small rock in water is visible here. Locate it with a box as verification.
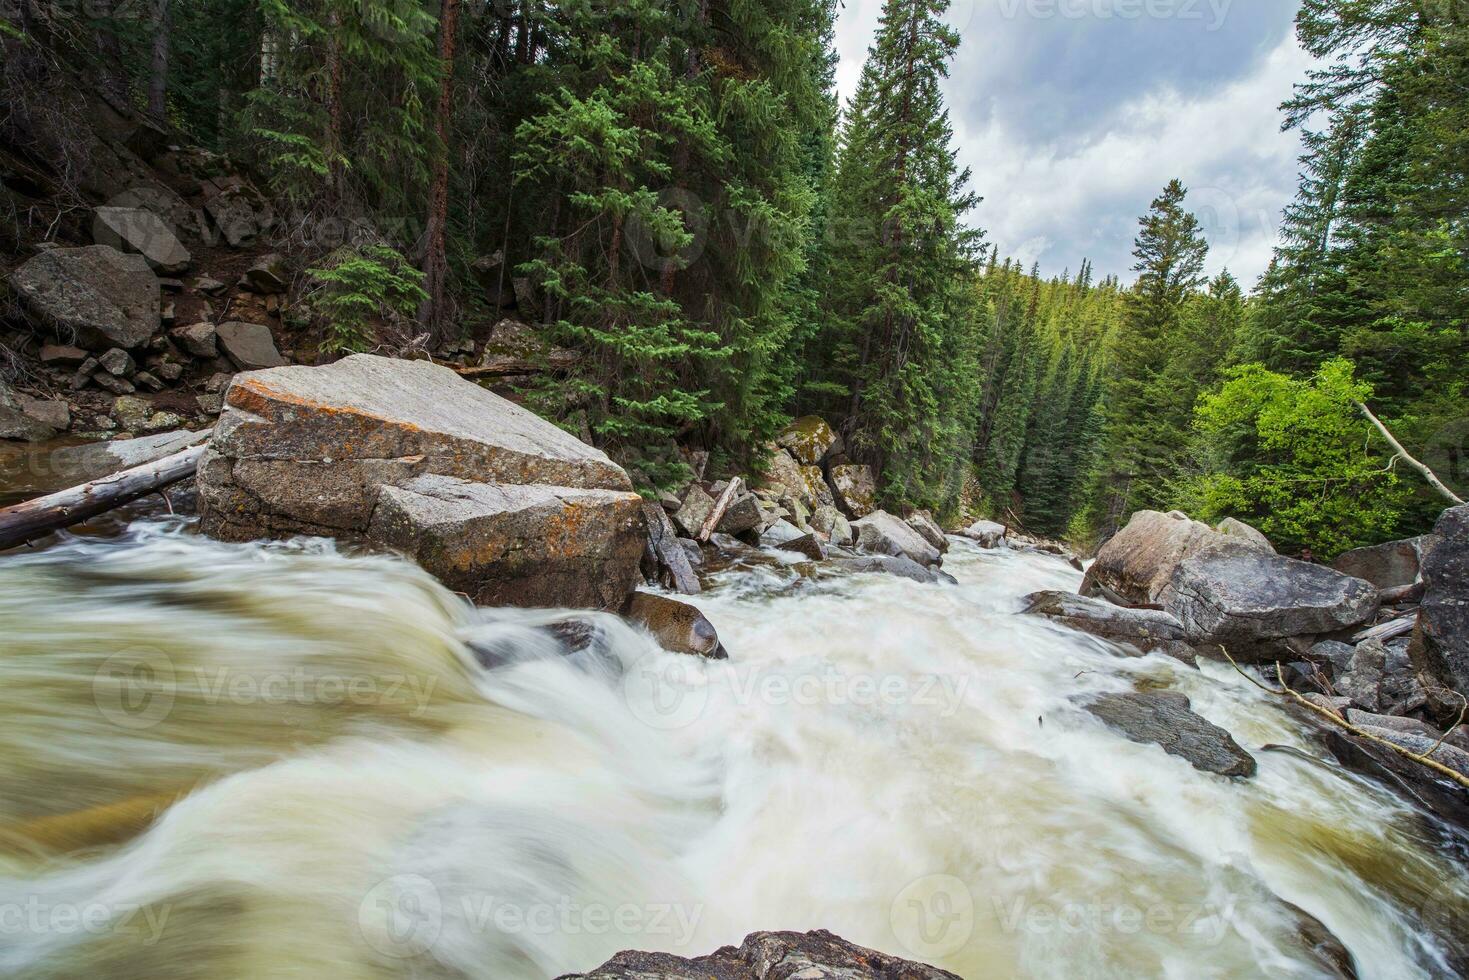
[624,592,727,660]
[1085,690,1257,777]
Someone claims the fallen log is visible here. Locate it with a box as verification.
[0,441,209,550]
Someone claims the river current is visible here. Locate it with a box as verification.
[0,522,1465,978]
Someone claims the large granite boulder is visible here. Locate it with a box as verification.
[1082,510,1266,606]
[198,355,643,609]
[1334,535,1434,592]
[830,462,876,518]
[92,206,191,274]
[1085,691,1256,777]
[853,510,941,567]
[624,592,727,659]
[906,510,949,553]
[775,416,841,465]
[1411,505,1469,694]
[9,245,160,350]
[1160,551,1378,652]
[1021,591,1211,664]
[558,930,960,980]
[1216,517,1274,553]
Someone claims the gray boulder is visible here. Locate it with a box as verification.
[1355,726,1469,782]
[853,510,941,567]
[198,355,643,610]
[671,484,717,538]
[1409,506,1469,697]
[959,519,1007,548]
[1161,551,1378,652]
[171,322,219,359]
[92,206,191,274]
[1082,510,1266,606]
[369,476,643,610]
[642,499,700,595]
[715,491,763,537]
[906,510,949,553]
[1021,591,1209,664]
[1333,535,1434,592]
[1085,691,1256,777]
[240,253,288,294]
[1216,517,1275,553]
[1335,638,1426,715]
[9,246,160,350]
[781,533,828,562]
[829,462,876,518]
[0,383,57,442]
[216,321,287,370]
[558,929,961,980]
[760,518,806,547]
[810,504,853,546]
[1345,709,1469,753]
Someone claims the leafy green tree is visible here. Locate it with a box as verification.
[1177,358,1411,558]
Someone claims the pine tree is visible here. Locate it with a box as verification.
[817,0,981,511]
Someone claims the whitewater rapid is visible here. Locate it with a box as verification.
[0,523,1465,978]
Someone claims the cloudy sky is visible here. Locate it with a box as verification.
[833,0,1309,286]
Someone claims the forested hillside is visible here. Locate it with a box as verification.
[2,0,1465,558]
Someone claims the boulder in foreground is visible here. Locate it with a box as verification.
[199,355,643,609]
[1081,510,1264,605]
[557,929,961,980]
[853,510,941,567]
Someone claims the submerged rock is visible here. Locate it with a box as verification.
[558,929,961,980]
[958,519,1007,548]
[624,592,727,659]
[198,355,644,610]
[831,554,953,585]
[1085,690,1257,777]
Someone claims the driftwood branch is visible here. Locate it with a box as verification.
[1220,647,1469,791]
[698,477,742,543]
[1357,401,1464,505]
[0,443,208,550]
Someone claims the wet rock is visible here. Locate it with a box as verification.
[239,253,287,294]
[1082,510,1262,606]
[1161,551,1379,653]
[775,415,840,465]
[959,519,1007,548]
[216,321,286,370]
[1322,729,1469,835]
[558,929,960,980]
[831,554,952,585]
[906,510,948,554]
[678,539,703,568]
[17,395,70,431]
[9,245,160,351]
[642,500,700,595]
[28,429,208,487]
[761,518,806,546]
[98,347,135,377]
[830,462,876,518]
[672,483,717,538]
[1334,535,1433,593]
[369,476,644,610]
[853,510,941,567]
[199,355,642,610]
[1021,591,1208,664]
[810,504,853,547]
[92,205,191,274]
[1216,517,1274,553]
[782,533,828,562]
[38,344,89,367]
[0,383,57,442]
[1302,693,1352,719]
[1409,506,1469,697]
[1355,726,1469,781]
[1085,691,1257,777]
[171,321,218,359]
[624,592,727,659]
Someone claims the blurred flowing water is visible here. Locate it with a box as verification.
[0,524,1465,978]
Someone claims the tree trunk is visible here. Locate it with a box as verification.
[147,0,170,120]
[325,12,345,201]
[419,0,462,343]
[0,444,207,552]
[1358,401,1465,505]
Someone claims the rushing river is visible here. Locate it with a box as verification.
[1,522,1467,978]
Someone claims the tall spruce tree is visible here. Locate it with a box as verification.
[818,0,981,511]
